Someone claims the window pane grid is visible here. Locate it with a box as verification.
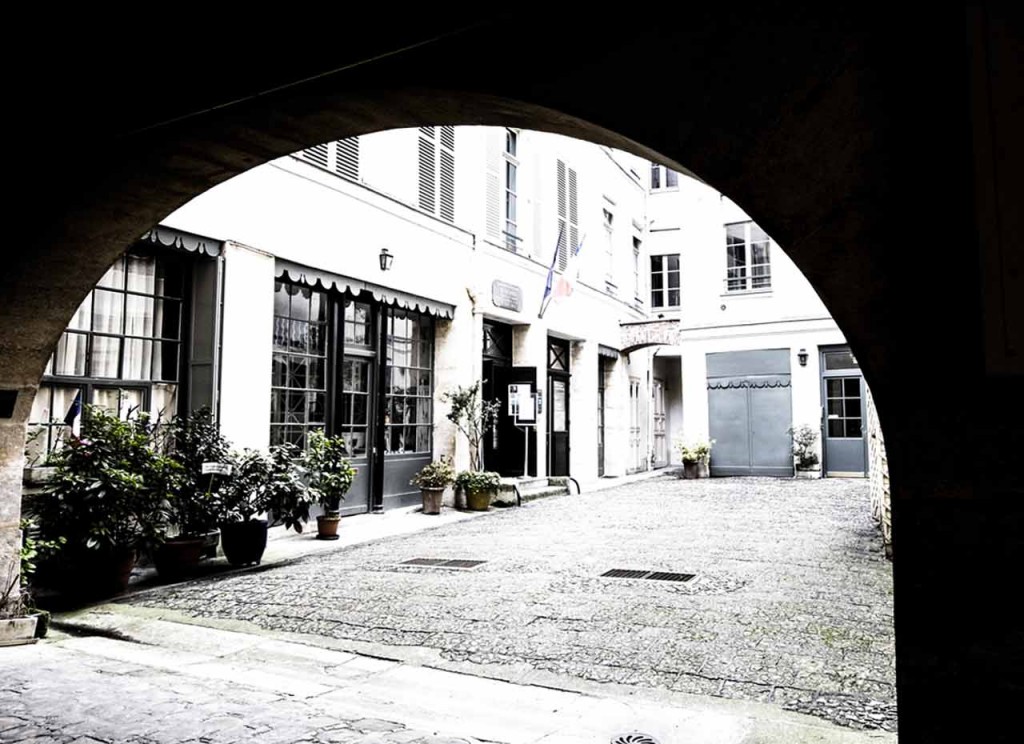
[384,309,433,454]
[270,282,329,450]
[650,254,681,308]
[826,377,863,439]
[725,222,772,292]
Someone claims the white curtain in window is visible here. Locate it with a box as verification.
[126,255,156,294]
[92,289,122,334]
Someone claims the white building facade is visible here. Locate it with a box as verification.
[26,127,867,516]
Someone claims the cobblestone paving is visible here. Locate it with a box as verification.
[129,476,896,732]
[0,645,490,744]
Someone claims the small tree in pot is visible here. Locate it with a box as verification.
[410,458,455,515]
[790,424,821,478]
[301,430,356,540]
[157,407,230,578]
[216,443,313,565]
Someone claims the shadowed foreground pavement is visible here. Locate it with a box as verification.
[125,476,896,732]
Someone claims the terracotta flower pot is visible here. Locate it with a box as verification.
[420,487,444,515]
[465,488,493,512]
[316,514,341,540]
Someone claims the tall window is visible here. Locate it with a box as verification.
[418,126,455,222]
[650,163,678,191]
[726,221,771,292]
[339,300,374,457]
[504,129,519,251]
[27,251,185,459]
[385,309,434,454]
[633,237,642,301]
[650,254,680,308]
[270,282,328,448]
[603,206,615,289]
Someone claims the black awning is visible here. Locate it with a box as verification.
[141,226,222,257]
[276,259,455,320]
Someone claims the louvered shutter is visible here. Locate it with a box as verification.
[485,130,502,241]
[334,137,359,180]
[302,142,329,169]
[556,160,568,271]
[439,126,455,223]
[568,166,579,263]
[418,127,436,214]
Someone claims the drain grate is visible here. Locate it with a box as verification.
[400,558,487,569]
[611,734,661,744]
[601,569,695,583]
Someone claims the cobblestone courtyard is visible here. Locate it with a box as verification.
[127,476,896,732]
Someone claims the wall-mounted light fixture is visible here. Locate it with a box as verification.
[797,348,808,367]
[379,247,393,272]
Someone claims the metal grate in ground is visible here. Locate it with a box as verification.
[601,569,695,582]
[400,558,488,569]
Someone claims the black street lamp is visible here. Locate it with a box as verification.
[379,247,394,271]
[797,348,808,367]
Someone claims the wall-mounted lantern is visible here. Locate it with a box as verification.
[797,348,809,367]
[379,247,394,272]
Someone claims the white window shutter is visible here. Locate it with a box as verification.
[418,128,436,214]
[439,126,455,223]
[334,137,359,180]
[485,130,502,241]
[301,143,329,169]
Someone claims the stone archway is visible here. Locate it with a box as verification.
[3,8,1021,742]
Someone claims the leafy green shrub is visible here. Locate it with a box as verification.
[217,444,313,532]
[302,430,356,514]
[677,439,714,464]
[163,407,230,537]
[790,424,820,469]
[32,405,178,558]
[455,470,501,493]
[411,458,456,489]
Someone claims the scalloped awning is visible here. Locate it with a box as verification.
[141,225,222,256]
[275,259,455,319]
[706,374,791,390]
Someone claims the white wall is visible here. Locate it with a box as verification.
[218,242,275,450]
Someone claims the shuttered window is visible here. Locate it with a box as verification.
[297,138,360,181]
[418,126,455,222]
[556,159,579,271]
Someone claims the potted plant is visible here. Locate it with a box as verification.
[442,382,501,472]
[410,458,455,515]
[790,424,822,478]
[156,407,231,579]
[30,405,177,599]
[302,430,356,540]
[677,438,714,479]
[1,556,37,647]
[455,470,501,511]
[216,443,312,566]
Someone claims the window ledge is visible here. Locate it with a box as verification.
[721,288,773,298]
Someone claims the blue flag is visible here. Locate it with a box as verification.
[64,390,82,434]
[538,223,565,319]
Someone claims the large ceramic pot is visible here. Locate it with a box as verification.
[219,519,269,566]
[316,514,341,540]
[50,546,137,599]
[465,488,493,512]
[420,487,444,515]
[154,536,206,581]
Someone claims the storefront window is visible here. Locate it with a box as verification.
[270,282,328,448]
[385,309,433,454]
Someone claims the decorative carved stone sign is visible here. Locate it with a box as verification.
[620,319,681,353]
[491,280,523,312]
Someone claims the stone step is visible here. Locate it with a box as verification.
[494,484,569,506]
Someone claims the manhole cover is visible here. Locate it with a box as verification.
[611,734,660,744]
[601,569,695,583]
[400,558,487,569]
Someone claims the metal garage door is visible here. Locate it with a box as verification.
[707,350,793,477]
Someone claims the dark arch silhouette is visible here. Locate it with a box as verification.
[4,8,1021,742]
